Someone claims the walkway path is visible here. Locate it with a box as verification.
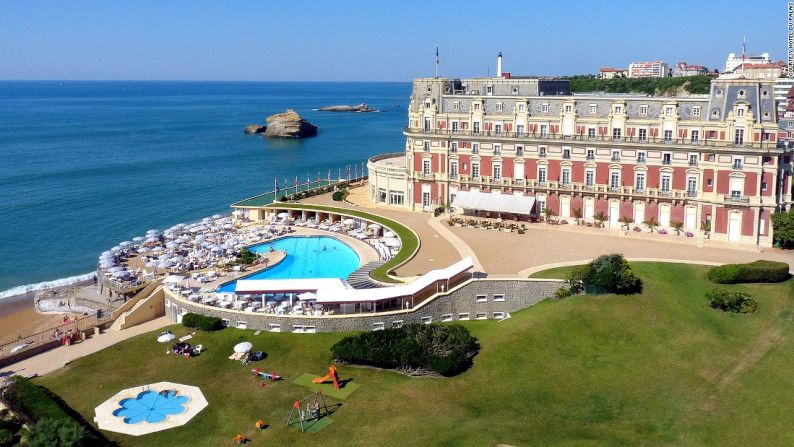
[427,216,483,272]
[1,317,170,378]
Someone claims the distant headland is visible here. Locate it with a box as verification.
[317,103,377,113]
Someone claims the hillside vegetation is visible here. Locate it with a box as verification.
[568,75,712,96]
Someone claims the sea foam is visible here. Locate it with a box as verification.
[0,272,95,301]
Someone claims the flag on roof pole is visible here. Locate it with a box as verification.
[274,178,279,199]
[354,164,358,180]
[317,172,320,183]
[435,44,439,78]
[328,169,331,182]
[307,173,310,185]
[338,167,341,181]
[295,175,299,194]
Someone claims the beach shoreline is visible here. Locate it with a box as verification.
[0,280,95,346]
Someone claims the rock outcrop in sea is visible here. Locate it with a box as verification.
[318,103,376,113]
[243,109,318,138]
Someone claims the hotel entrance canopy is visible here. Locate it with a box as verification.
[451,190,536,215]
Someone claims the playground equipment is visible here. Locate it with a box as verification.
[312,364,340,390]
[251,368,282,381]
[286,391,329,432]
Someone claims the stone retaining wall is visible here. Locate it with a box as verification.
[165,278,564,333]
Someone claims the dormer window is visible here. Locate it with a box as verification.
[614,106,622,114]
[496,103,503,113]
[486,85,493,95]
[541,104,549,113]
[692,106,701,117]
[716,89,723,96]
[590,104,597,114]
[737,108,745,117]
[640,105,648,115]
[666,106,674,115]
[564,104,572,112]
[452,101,460,111]
[738,90,746,98]
[474,103,480,111]
[762,90,769,97]
[518,103,526,112]
[512,86,519,95]
[425,101,431,109]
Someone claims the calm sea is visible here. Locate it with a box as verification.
[0,81,410,298]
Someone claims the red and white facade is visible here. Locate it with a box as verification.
[377,76,794,247]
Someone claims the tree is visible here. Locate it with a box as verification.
[572,208,583,225]
[772,208,794,248]
[28,418,98,447]
[593,211,608,228]
[671,220,684,235]
[619,215,634,230]
[643,216,659,233]
[566,253,642,295]
[543,207,557,223]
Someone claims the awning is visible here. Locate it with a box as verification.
[451,190,536,215]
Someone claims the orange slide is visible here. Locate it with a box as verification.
[312,364,340,390]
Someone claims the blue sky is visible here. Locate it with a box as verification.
[0,0,787,81]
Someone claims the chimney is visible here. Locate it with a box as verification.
[497,51,503,78]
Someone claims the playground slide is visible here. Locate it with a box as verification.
[312,365,340,389]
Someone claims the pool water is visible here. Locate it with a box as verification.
[113,390,189,424]
[217,236,359,293]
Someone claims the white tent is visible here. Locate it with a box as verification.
[451,190,536,215]
[234,342,253,353]
[163,275,185,283]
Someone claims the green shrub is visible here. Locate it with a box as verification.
[332,191,346,201]
[2,377,70,421]
[0,428,15,447]
[28,418,97,447]
[235,248,257,265]
[554,287,573,300]
[330,324,479,376]
[181,313,224,331]
[567,254,642,295]
[433,206,444,217]
[706,289,758,314]
[706,260,790,284]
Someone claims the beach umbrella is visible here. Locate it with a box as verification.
[223,224,233,230]
[166,241,179,249]
[145,237,160,244]
[146,229,160,236]
[202,217,212,223]
[157,262,170,269]
[343,218,355,225]
[157,333,176,343]
[355,232,368,239]
[298,292,317,300]
[163,275,185,283]
[385,238,401,248]
[367,223,381,229]
[137,246,150,253]
[384,231,396,238]
[277,212,289,219]
[111,245,123,252]
[132,236,145,242]
[234,342,253,353]
[146,260,158,267]
[212,214,222,219]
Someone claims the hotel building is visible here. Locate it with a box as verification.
[368,61,794,247]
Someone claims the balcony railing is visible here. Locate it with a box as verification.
[724,194,750,204]
[405,127,782,150]
[417,172,435,180]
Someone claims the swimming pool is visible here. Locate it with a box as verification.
[113,390,189,424]
[217,236,360,293]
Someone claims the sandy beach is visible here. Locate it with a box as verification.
[0,280,95,346]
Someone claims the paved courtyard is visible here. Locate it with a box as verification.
[301,183,792,278]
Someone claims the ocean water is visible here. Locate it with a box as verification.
[0,81,410,298]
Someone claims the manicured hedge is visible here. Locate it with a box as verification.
[706,289,758,314]
[706,260,791,284]
[182,313,224,331]
[331,324,479,377]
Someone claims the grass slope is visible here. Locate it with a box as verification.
[265,203,420,282]
[35,263,794,446]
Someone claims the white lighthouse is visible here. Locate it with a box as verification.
[496,51,503,78]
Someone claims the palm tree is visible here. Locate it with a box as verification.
[671,220,684,235]
[701,220,711,238]
[619,215,634,230]
[572,208,583,225]
[643,216,659,233]
[543,207,557,223]
[593,211,608,228]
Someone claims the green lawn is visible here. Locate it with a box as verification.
[35,263,794,446]
[266,203,420,282]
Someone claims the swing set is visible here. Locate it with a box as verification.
[286,391,329,432]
